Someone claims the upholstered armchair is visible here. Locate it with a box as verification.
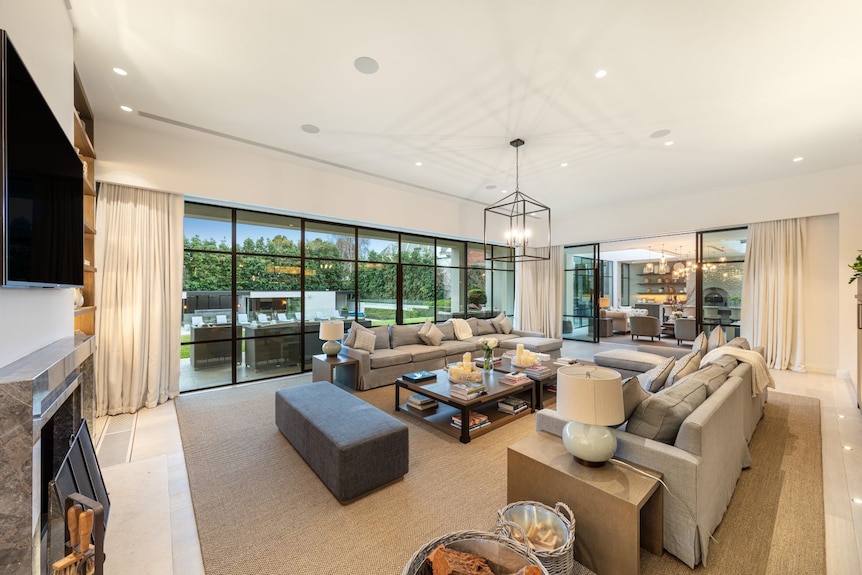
[604,311,630,333]
[674,317,698,345]
[629,315,661,341]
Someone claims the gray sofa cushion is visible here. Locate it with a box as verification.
[641,355,675,392]
[344,321,372,347]
[437,321,456,341]
[395,343,446,363]
[354,329,377,352]
[370,325,391,350]
[667,350,701,386]
[492,312,513,334]
[474,319,497,335]
[707,325,726,351]
[391,324,422,347]
[692,332,708,356]
[626,378,708,444]
[708,353,739,374]
[726,337,751,350]
[674,363,728,396]
[438,339,479,355]
[368,348,412,369]
[622,376,650,420]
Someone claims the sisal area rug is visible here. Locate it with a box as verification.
[176,377,824,575]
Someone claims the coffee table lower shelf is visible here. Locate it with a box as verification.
[396,400,533,442]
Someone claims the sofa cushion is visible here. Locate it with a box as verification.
[395,343,446,363]
[667,351,701,387]
[368,348,412,369]
[424,323,443,346]
[344,321,372,347]
[673,363,728,396]
[692,332,708,356]
[707,325,726,351]
[391,324,422,348]
[474,319,497,335]
[626,378,708,444]
[370,325,391,350]
[452,318,473,340]
[492,312,513,334]
[466,317,480,334]
[354,329,377,353]
[708,353,739,374]
[437,321,456,341]
[438,339,479,356]
[641,355,675,392]
[593,348,665,374]
[418,320,433,344]
[726,336,751,350]
[622,376,651,421]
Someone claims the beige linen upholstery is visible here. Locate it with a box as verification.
[630,315,661,341]
[673,317,698,344]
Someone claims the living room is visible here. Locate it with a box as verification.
[1,1,862,574]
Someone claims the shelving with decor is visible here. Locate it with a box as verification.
[634,270,688,300]
[73,67,97,335]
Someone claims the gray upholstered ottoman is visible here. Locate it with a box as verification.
[499,336,563,358]
[275,381,409,503]
[593,348,666,377]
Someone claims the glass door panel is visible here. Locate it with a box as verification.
[563,244,599,342]
[698,227,747,341]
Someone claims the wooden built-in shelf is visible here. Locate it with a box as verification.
[84,176,96,196]
[74,305,96,317]
[83,264,97,273]
[84,223,96,235]
[73,113,95,158]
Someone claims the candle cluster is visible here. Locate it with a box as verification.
[448,352,477,379]
[513,343,539,367]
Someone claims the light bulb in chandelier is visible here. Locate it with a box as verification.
[504,228,532,247]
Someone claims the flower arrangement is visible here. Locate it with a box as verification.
[850,251,862,284]
[670,310,684,319]
[478,337,499,370]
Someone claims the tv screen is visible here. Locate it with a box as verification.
[1,30,84,287]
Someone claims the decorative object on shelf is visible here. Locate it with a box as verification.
[665,278,671,284]
[478,337,499,371]
[849,250,862,284]
[319,320,344,356]
[668,287,675,294]
[556,366,624,467]
[73,288,84,308]
[644,278,650,284]
[484,139,550,263]
[646,288,651,293]
[643,245,654,274]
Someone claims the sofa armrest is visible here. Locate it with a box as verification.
[341,346,371,374]
[512,329,545,338]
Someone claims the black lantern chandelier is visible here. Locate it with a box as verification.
[484,139,551,263]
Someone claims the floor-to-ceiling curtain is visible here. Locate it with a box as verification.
[94,184,183,415]
[516,246,565,337]
[741,218,806,371]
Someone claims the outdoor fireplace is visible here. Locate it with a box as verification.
[703,287,728,307]
[0,335,95,575]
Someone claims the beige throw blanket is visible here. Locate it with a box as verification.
[702,346,776,396]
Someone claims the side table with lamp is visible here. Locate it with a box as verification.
[312,320,358,388]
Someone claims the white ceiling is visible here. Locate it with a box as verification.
[68,0,862,223]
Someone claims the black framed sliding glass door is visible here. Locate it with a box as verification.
[563,244,600,342]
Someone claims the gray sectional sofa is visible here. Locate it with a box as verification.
[337,317,563,391]
[535,336,768,568]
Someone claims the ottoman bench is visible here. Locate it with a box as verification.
[275,381,409,503]
[499,336,563,359]
[592,348,667,379]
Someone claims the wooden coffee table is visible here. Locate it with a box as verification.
[507,432,663,575]
[395,369,535,444]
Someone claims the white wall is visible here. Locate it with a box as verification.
[804,214,839,374]
[0,0,76,369]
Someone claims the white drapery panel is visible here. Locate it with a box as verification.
[94,184,183,415]
[515,246,565,337]
[741,218,806,371]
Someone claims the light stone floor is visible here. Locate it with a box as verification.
[95,339,862,574]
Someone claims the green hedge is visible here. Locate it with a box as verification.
[364,307,429,321]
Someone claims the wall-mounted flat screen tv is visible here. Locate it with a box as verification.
[1,29,84,288]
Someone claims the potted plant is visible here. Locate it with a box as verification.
[849,251,862,284]
[467,288,487,309]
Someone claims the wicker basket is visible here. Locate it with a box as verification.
[496,501,575,575]
[401,522,550,575]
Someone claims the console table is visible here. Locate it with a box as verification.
[507,432,662,575]
[311,354,358,389]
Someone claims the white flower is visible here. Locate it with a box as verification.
[479,337,498,350]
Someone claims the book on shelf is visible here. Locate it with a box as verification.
[498,396,529,408]
[407,393,438,409]
[402,370,438,382]
[497,396,529,414]
[498,403,530,415]
[499,372,532,385]
[449,381,486,399]
[452,411,490,429]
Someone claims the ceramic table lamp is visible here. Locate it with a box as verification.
[319,320,345,356]
[556,366,624,467]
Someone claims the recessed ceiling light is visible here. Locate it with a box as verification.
[301,124,320,134]
[839,414,846,419]
[354,57,379,74]
[120,105,133,112]
[853,498,862,505]
[664,141,674,146]
[595,69,607,79]
[415,161,422,167]
[113,67,128,76]
[793,156,804,162]
[561,162,569,167]
[650,129,672,139]
[500,189,509,194]
[844,445,853,451]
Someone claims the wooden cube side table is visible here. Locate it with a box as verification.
[311,354,358,389]
[507,432,663,575]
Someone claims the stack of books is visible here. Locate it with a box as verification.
[451,411,490,431]
[554,357,580,367]
[406,393,438,410]
[449,381,486,400]
[525,365,553,379]
[498,396,530,415]
[499,371,532,385]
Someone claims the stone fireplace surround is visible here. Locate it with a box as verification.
[0,334,95,575]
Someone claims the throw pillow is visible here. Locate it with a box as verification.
[625,378,708,444]
[622,376,651,421]
[418,320,433,345]
[452,318,473,340]
[667,351,701,387]
[425,323,444,346]
[707,325,726,351]
[353,329,377,353]
[343,321,371,347]
[475,319,497,335]
[437,321,456,341]
[691,332,707,356]
[640,355,675,392]
[726,336,751,350]
[491,311,513,334]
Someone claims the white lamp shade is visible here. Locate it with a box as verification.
[556,366,624,426]
[318,320,344,341]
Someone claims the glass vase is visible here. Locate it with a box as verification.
[483,351,493,371]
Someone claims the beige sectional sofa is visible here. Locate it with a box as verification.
[535,337,768,568]
[338,317,563,391]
